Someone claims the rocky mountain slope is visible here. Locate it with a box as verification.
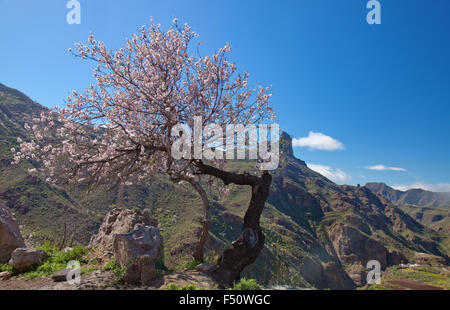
[0,83,448,289]
[364,181,449,250]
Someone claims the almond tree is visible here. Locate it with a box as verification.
[15,19,275,286]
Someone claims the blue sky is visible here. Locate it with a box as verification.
[1,0,449,191]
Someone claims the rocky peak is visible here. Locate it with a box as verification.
[279,131,294,157]
[278,131,307,166]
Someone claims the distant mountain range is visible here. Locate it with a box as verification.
[364,182,450,208]
[0,82,448,289]
[365,182,450,235]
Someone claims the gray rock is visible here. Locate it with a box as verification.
[113,226,162,285]
[0,202,25,263]
[89,208,159,255]
[0,271,11,281]
[52,269,70,282]
[195,263,215,272]
[8,247,47,273]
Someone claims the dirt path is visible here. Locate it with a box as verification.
[0,270,218,290]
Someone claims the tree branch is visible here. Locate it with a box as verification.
[193,160,260,186]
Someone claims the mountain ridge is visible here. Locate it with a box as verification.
[365,182,450,208]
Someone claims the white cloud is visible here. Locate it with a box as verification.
[293,132,345,151]
[307,163,351,183]
[366,165,406,172]
[392,182,450,193]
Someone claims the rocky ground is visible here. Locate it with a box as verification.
[0,270,218,290]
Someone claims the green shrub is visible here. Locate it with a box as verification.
[20,243,89,279]
[0,263,15,274]
[230,278,261,290]
[182,259,203,271]
[165,283,203,290]
[156,258,171,276]
[104,259,126,284]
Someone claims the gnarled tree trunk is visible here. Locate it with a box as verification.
[194,160,272,286]
[171,174,211,262]
[188,179,211,262]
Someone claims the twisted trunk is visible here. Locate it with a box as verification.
[188,179,211,262]
[171,174,211,262]
[194,160,272,286]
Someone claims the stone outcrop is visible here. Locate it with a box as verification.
[0,202,25,263]
[89,208,159,254]
[322,261,352,290]
[52,269,72,282]
[387,249,408,265]
[346,265,367,287]
[90,208,164,285]
[328,223,389,268]
[0,271,11,281]
[113,226,163,285]
[8,247,47,273]
[299,257,324,288]
[195,263,215,272]
[328,222,411,287]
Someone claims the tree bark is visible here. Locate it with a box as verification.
[194,160,272,286]
[171,174,211,262]
[187,179,211,262]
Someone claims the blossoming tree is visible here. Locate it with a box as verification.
[15,19,276,286]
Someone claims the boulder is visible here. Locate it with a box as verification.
[8,247,47,273]
[0,271,11,281]
[52,269,70,282]
[195,263,215,272]
[89,208,159,254]
[0,202,25,263]
[113,226,162,285]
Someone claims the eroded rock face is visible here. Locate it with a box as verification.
[89,208,158,253]
[347,269,366,287]
[299,257,324,288]
[113,226,163,285]
[328,223,389,268]
[299,257,355,290]
[387,249,408,266]
[8,248,47,273]
[0,202,25,263]
[322,261,354,290]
